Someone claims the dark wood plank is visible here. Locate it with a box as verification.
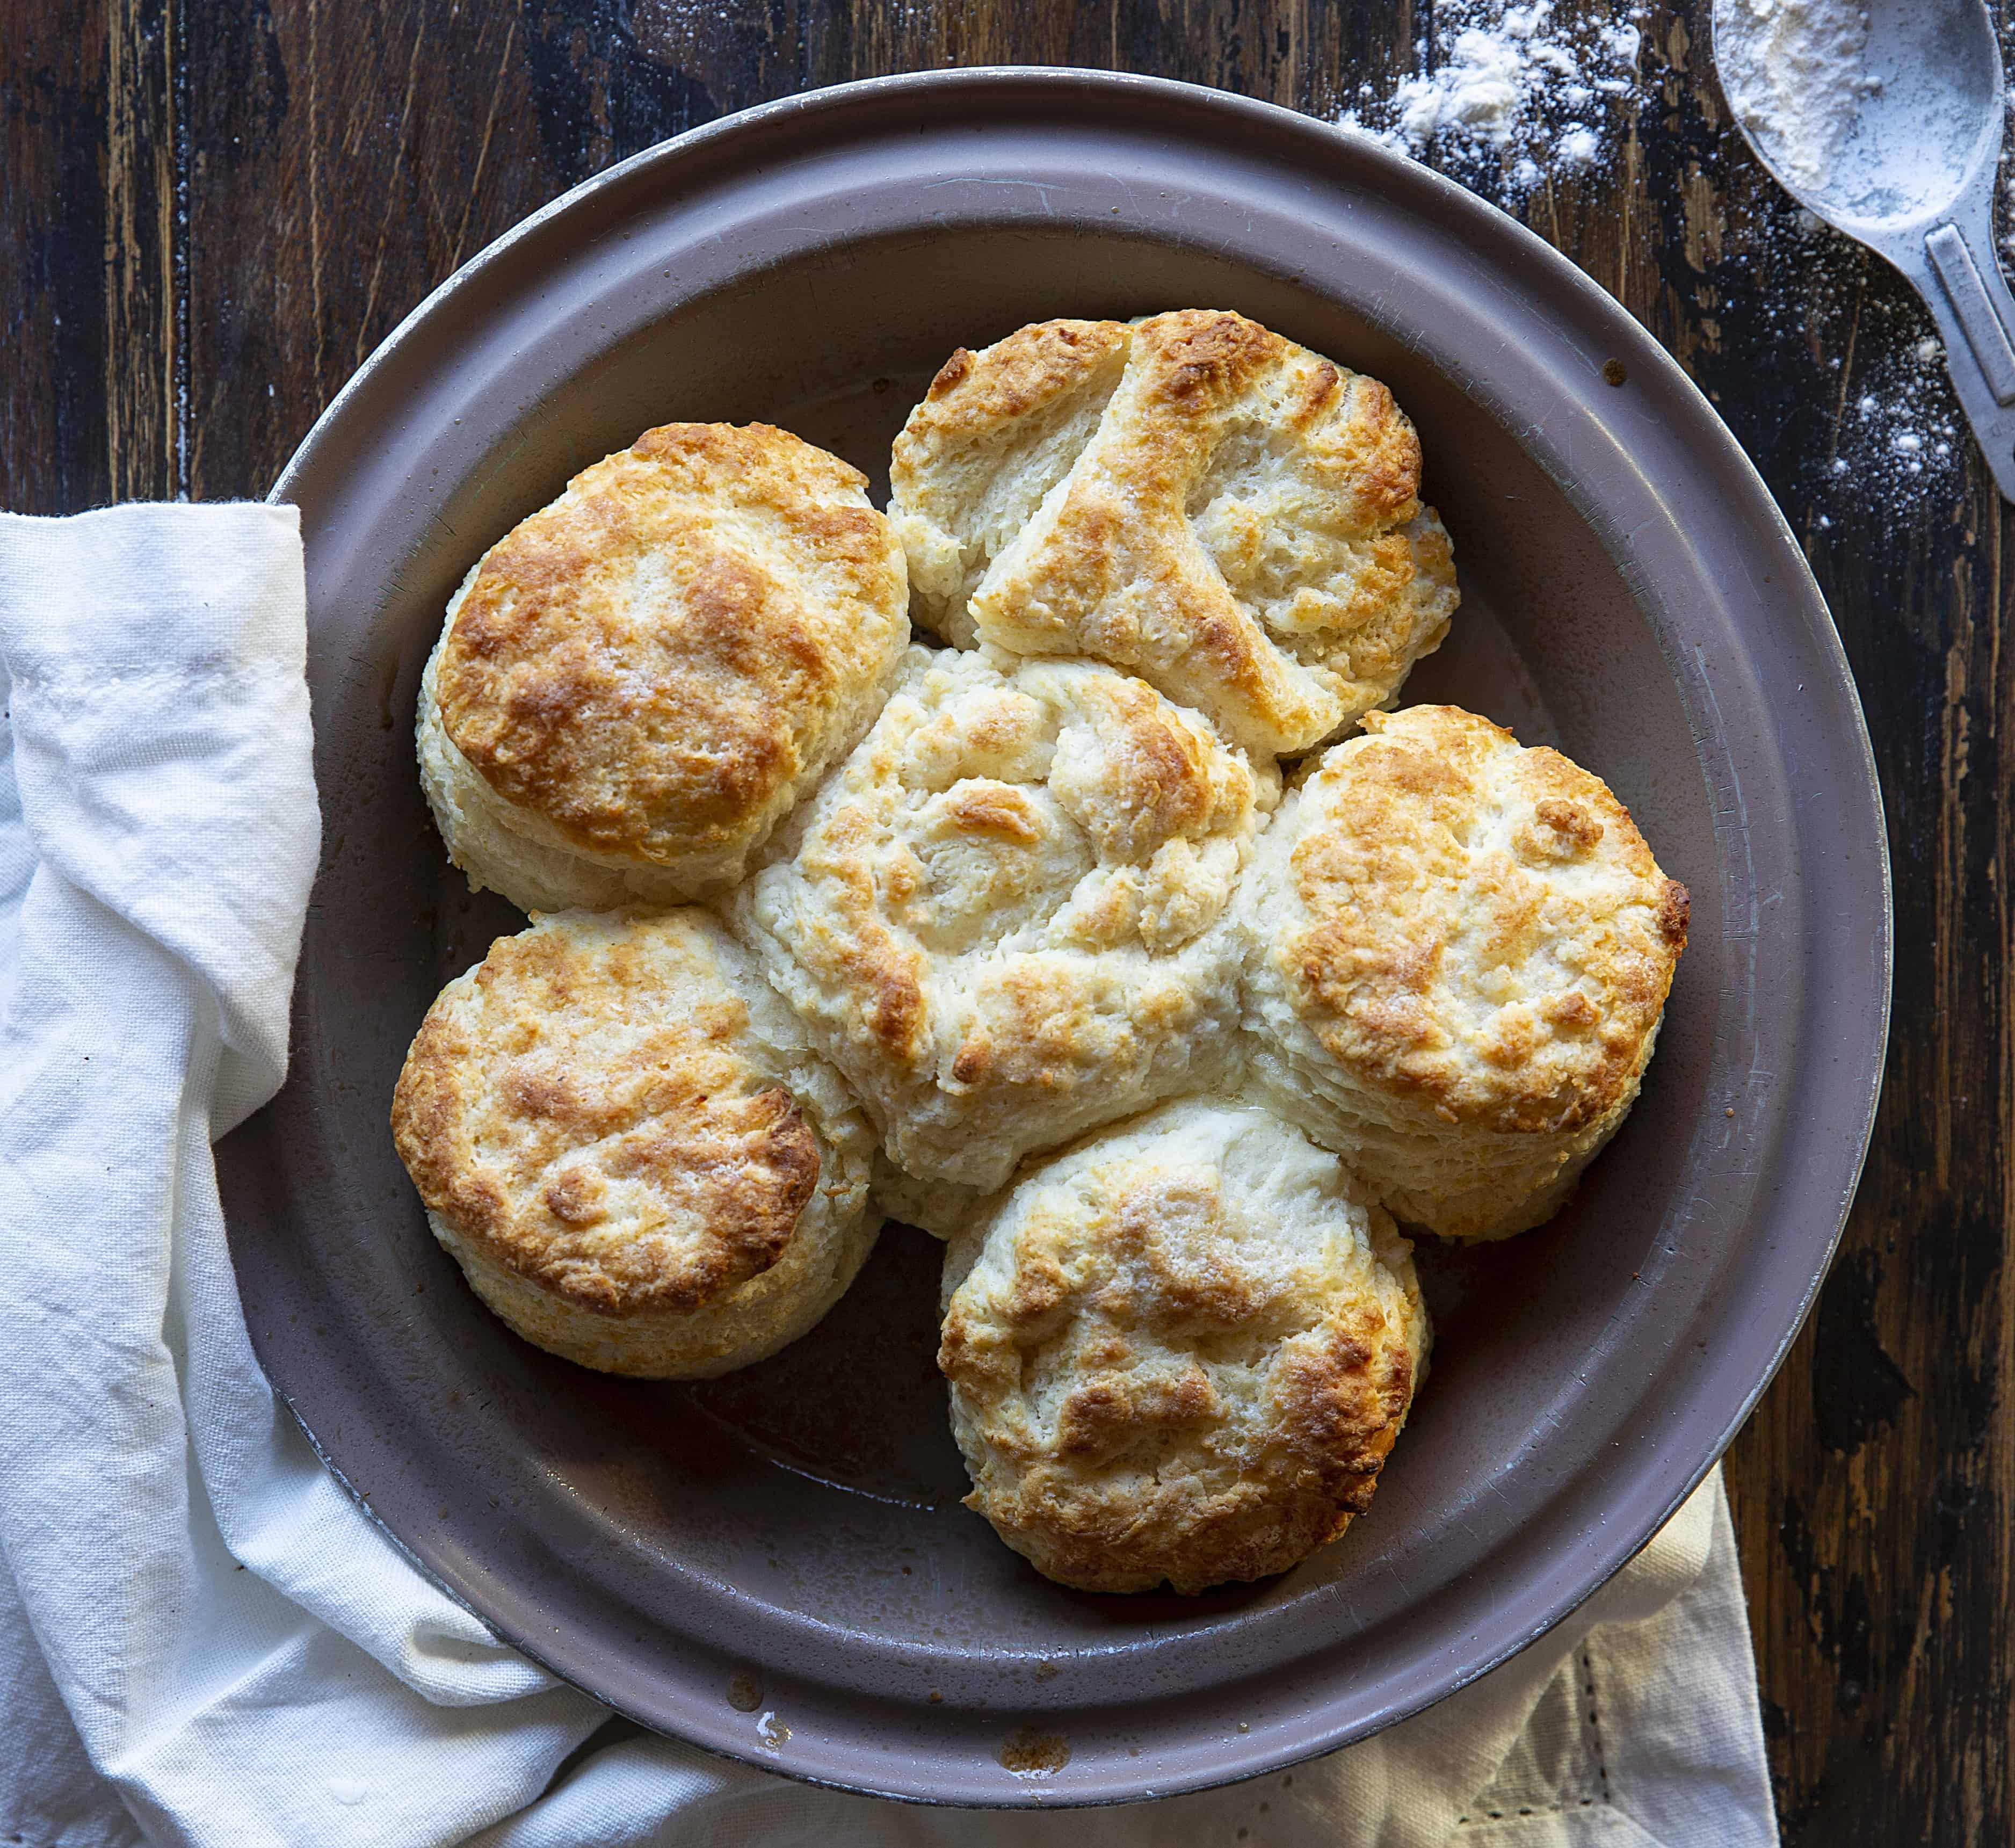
[1623,11,2014,1838]
[183,0,556,498]
[2,0,181,511]
[104,0,182,501]
[1,0,113,513]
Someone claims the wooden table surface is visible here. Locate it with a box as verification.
[4,2,2008,1838]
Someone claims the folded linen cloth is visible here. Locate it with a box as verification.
[0,503,1779,1848]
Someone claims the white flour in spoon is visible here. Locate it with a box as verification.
[1710,0,1874,193]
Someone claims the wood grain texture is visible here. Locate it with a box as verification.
[4,0,2014,1837]
[2,0,112,513]
[105,0,182,501]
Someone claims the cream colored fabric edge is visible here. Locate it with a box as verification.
[466,1471,1773,1848]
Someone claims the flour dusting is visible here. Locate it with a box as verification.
[1338,1,1647,198]
[1331,0,2003,510]
[1832,323,1963,494]
[1712,0,1873,193]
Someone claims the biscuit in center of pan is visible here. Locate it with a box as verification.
[731,645,1280,1193]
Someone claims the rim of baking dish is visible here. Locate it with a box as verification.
[253,66,1891,1807]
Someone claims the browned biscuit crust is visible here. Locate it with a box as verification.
[434,421,907,873]
[1240,704,1689,1240]
[1284,707,1688,1135]
[393,910,821,1318]
[937,1099,1427,1595]
[890,312,1458,757]
[916,318,1131,429]
[730,647,1277,1191]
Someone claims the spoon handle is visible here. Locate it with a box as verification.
[1925,227,2015,403]
[1893,213,2015,502]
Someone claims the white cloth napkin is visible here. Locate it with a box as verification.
[0,503,1780,1848]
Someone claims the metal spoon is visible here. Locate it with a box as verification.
[1711,0,2015,499]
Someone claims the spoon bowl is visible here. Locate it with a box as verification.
[1713,0,2015,497]
[1826,0,1998,231]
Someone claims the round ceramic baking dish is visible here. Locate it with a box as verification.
[221,69,1890,1806]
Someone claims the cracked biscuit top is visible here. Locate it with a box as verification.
[938,1098,1428,1595]
[889,311,1458,758]
[731,646,1279,1192]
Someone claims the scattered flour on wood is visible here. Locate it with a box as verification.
[1334,0,2005,506]
[1713,0,1998,504]
[1833,335,1962,496]
[1337,1,1647,198]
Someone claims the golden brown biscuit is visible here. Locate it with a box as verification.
[889,312,1458,758]
[1238,705,1690,1240]
[938,1098,1428,1594]
[390,908,879,1378]
[418,422,909,913]
[730,646,1279,1192]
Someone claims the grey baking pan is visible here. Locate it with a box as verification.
[221,68,1891,1806]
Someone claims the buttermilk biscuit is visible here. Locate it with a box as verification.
[418,422,909,914]
[1239,705,1690,1241]
[730,646,1279,1192]
[888,311,1458,758]
[390,908,879,1378]
[938,1098,1428,1595]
